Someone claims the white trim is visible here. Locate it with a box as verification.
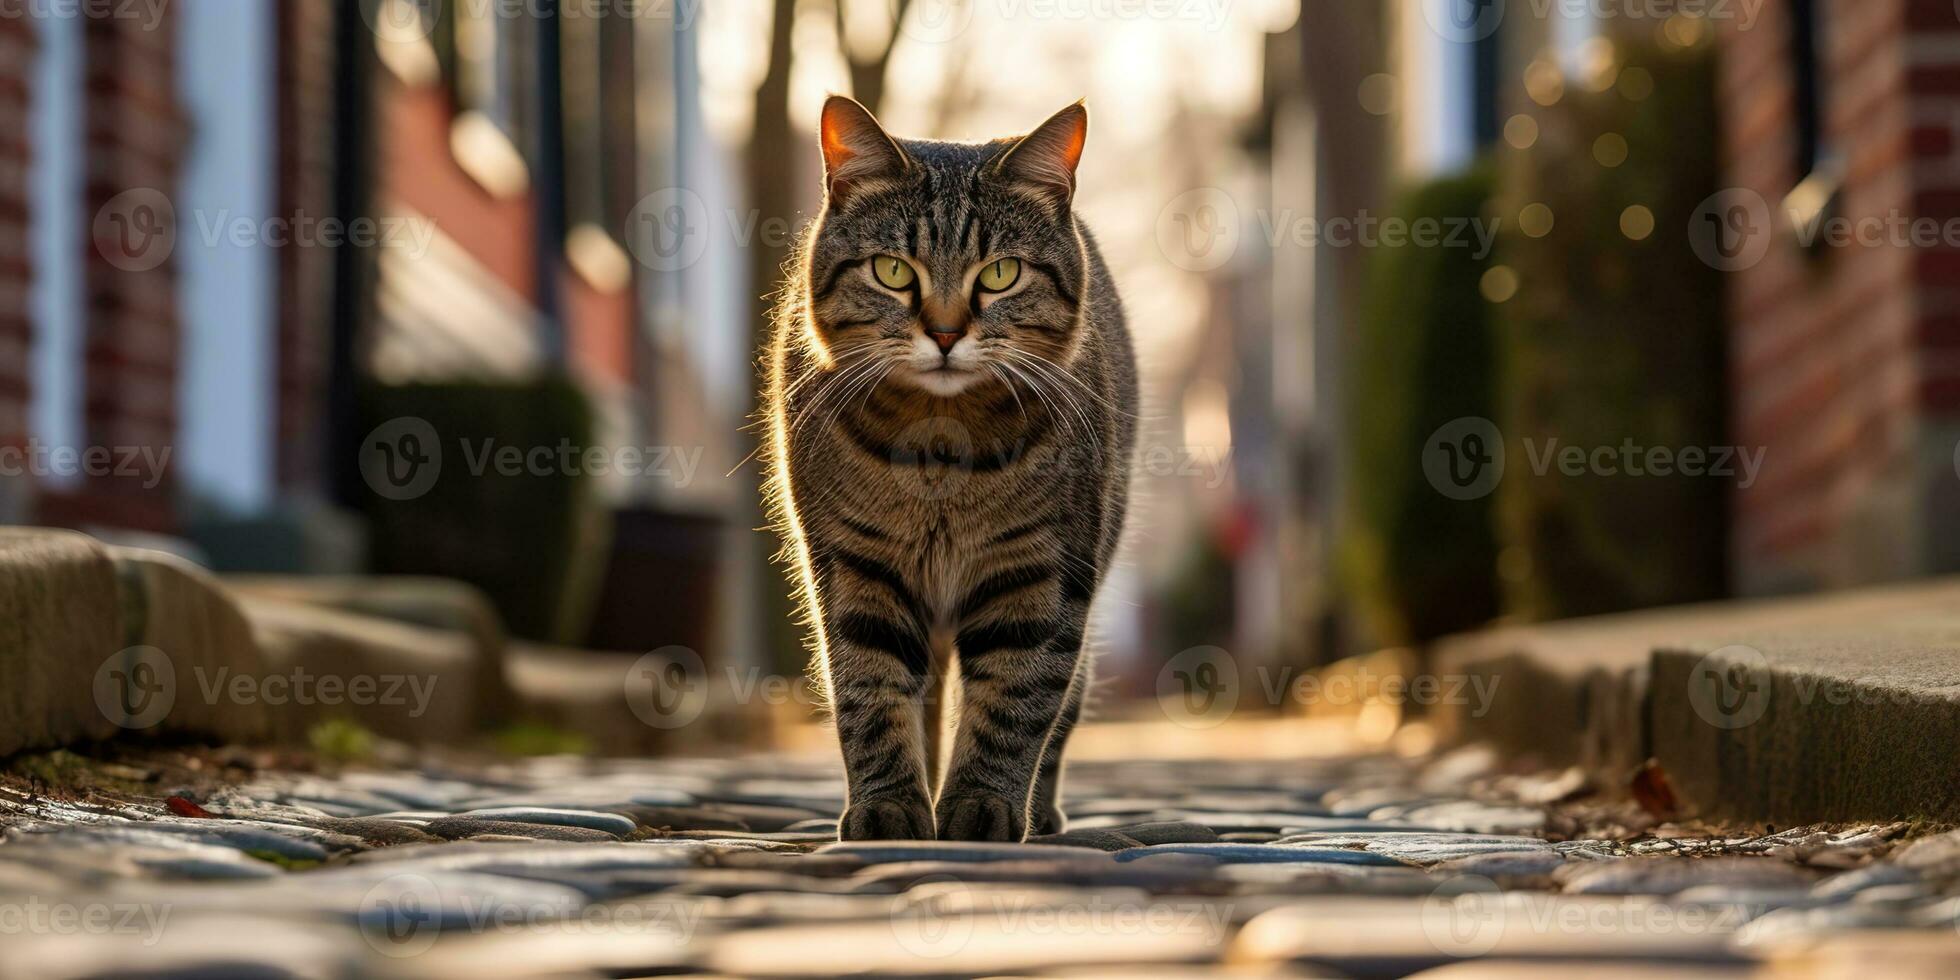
[176,1,277,511]
[28,12,83,486]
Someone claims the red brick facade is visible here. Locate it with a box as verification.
[37,9,186,530]
[1722,0,1960,590]
[0,15,33,457]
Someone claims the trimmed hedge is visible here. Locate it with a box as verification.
[1343,166,1502,646]
[1494,39,1728,618]
[359,378,611,645]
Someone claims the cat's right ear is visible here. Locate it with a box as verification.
[820,95,908,206]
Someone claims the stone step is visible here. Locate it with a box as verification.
[0,526,501,752]
[1435,578,1960,824]
[0,527,124,756]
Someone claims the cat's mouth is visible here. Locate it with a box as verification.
[901,363,985,397]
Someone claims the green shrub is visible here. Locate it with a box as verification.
[359,378,612,644]
[1343,166,1502,646]
[1494,39,1728,618]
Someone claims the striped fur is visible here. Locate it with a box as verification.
[763,98,1137,841]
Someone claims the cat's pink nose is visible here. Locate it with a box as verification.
[927,325,964,353]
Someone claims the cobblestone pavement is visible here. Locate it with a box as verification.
[1,741,1957,978]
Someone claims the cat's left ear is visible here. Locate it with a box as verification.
[820,95,909,206]
[996,101,1088,210]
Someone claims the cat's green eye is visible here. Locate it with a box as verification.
[977,258,1021,292]
[872,256,916,290]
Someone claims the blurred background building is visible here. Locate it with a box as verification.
[1,0,1957,714]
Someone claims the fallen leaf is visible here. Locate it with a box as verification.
[165,796,214,819]
[1629,759,1680,820]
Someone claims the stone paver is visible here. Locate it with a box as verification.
[1,747,1956,979]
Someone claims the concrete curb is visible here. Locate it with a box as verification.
[1437,579,1960,824]
[240,597,484,744]
[0,528,123,756]
[226,575,513,721]
[1653,619,1960,824]
[111,547,273,744]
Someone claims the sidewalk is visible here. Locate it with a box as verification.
[1,740,1955,978]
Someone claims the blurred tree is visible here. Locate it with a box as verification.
[1494,39,1727,618]
[1342,167,1502,647]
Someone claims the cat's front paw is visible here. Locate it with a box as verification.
[839,797,935,841]
[935,791,1027,842]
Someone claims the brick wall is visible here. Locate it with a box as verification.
[0,15,33,459]
[1905,0,1960,569]
[1720,0,1957,591]
[41,8,186,531]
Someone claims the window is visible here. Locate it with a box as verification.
[1783,0,1837,251]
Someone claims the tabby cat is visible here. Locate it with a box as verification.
[764,97,1138,842]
